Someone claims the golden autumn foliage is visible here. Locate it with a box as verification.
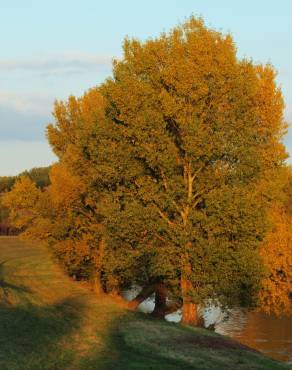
[254,65,287,167]
[48,163,86,210]
[53,239,92,278]
[259,204,292,315]
[2,176,41,231]
[47,88,106,178]
[95,17,288,322]
[258,167,292,315]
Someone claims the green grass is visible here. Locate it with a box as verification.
[0,236,291,370]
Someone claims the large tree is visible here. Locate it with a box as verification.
[4,17,288,325]
[92,17,287,323]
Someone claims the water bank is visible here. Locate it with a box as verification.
[1,236,291,369]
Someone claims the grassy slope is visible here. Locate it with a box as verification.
[0,237,291,370]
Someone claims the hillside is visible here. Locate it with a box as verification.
[0,237,290,370]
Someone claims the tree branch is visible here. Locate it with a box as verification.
[153,202,175,227]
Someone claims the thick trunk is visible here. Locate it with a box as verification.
[91,271,103,295]
[181,275,200,326]
[181,301,199,325]
[128,284,156,310]
[179,163,205,326]
[151,284,168,318]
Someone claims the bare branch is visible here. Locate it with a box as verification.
[160,170,168,191]
[190,165,204,182]
[153,201,175,227]
[157,208,175,227]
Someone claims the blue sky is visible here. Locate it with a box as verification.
[0,0,291,175]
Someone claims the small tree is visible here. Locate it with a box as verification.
[47,90,107,286]
[2,176,41,232]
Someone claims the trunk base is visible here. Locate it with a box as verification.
[151,284,167,319]
[91,272,103,295]
[181,302,200,326]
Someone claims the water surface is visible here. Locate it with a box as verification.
[214,308,292,363]
[124,288,292,363]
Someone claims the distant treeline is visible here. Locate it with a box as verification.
[0,166,51,235]
[0,166,51,193]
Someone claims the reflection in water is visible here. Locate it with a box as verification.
[124,288,292,363]
[215,309,292,363]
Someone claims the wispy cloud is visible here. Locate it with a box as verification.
[0,53,112,76]
[0,91,54,141]
[0,104,50,141]
[0,90,53,115]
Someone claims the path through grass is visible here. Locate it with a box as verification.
[0,236,290,370]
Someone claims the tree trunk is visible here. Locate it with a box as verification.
[151,284,168,318]
[181,276,200,326]
[181,301,199,325]
[91,236,105,295]
[91,271,103,295]
[128,284,156,309]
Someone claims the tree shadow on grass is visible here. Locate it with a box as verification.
[0,256,285,370]
[0,260,187,370]
[0,260,32,305]
[80,313,196,370]
[80,312,290,370]
[0,294,85,370]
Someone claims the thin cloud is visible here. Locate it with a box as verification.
[0,91,53,115]
[0,53,112,75]
[0,104,50,141]
[0,91,53,142]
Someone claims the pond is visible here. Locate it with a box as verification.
[171,307,292,364]
[125,290,292,364]
[213,308,292,364]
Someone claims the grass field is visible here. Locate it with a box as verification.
[0,236,291,370]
